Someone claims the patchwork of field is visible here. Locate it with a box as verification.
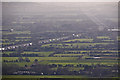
[2,35,119,67]
[3,57,118,67]
[41,43,114,48]
[1,2,119,78]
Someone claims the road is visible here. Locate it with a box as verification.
[81,9,109,31]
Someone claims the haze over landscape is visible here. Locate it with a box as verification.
[1,2,119,79]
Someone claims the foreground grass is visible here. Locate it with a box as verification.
[2,75,86,78]
[2,75,119,80]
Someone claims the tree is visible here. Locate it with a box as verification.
[25,57,30,62]
[34,59,38,62]
[18,57,24,62]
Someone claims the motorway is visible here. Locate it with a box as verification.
[81,9,109,31]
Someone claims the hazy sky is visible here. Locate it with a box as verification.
[2,0,120,2]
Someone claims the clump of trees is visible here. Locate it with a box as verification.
[2,63,20,75]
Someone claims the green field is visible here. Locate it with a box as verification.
[96,36,110,39]
[21,51,54,57]
[3,57,77,61]
[63,39,93,42]
[3,57,118,67]
[54,54,84,57]
[2,75,86,78]
[65,50,119,53]
[3,31,31,35]
[15,37,31,39]
[41,43,114,48]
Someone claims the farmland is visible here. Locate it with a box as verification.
[2,30,119,78]
[41,43,114,48]
[1,2,119,79]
